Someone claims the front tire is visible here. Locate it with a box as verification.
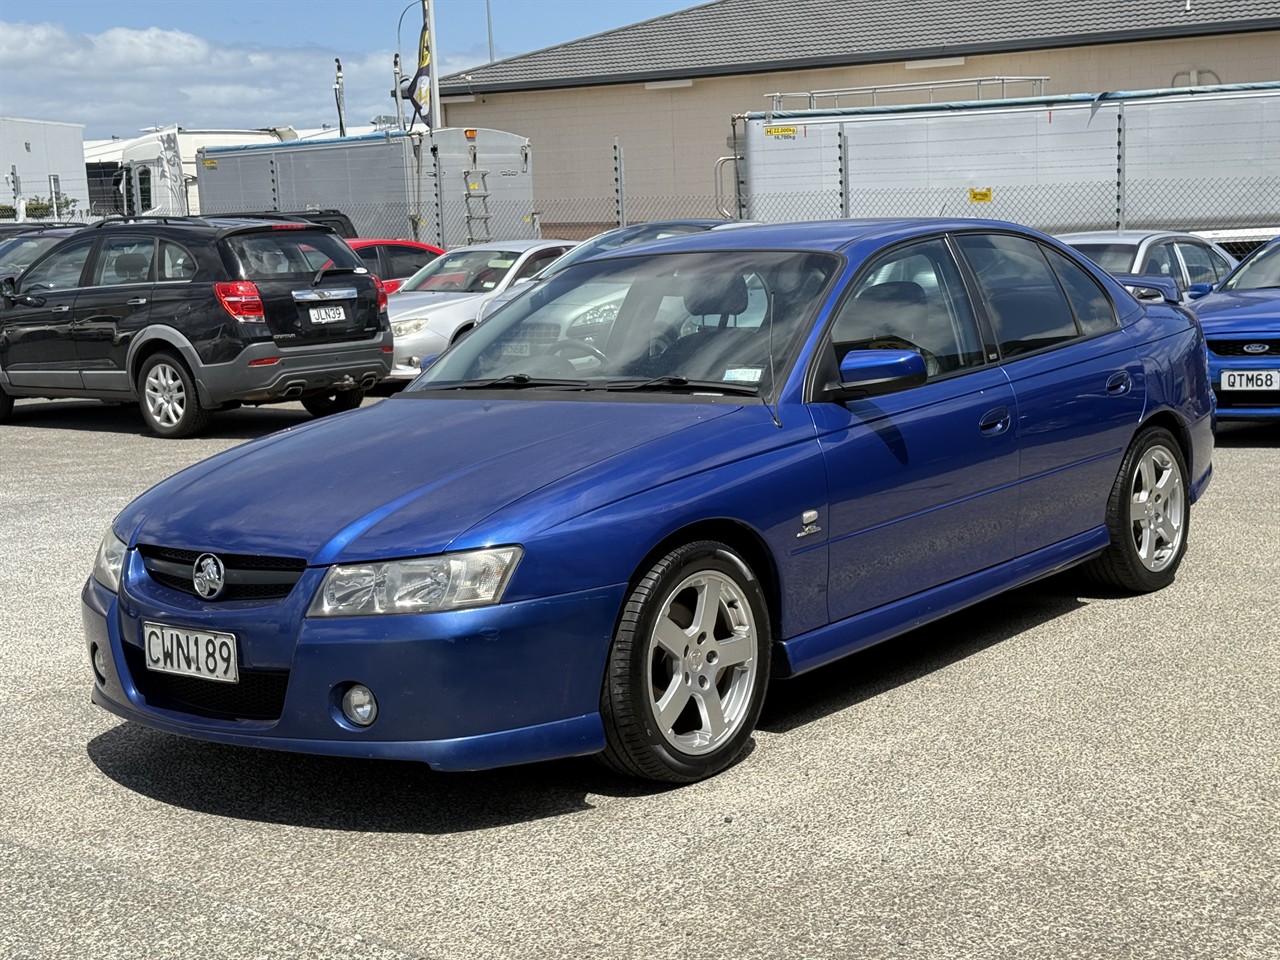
[138,352,211,438]
[301,388,364,418]
[599,541,771,782]
[1085,426,1189,592]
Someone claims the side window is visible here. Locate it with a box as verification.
[955,233,1078,358]
[92,236,154,286]
[832,237,985,376]
[387,244,438,278]
[158,240,197,282]
[1046,249,1118,336]
[1142,242,1183,291]
[1174,242,1217,286]
[514,247,567,282]
[19,239,94,292]
[356,246,382,273]
[1206,246,1234,281]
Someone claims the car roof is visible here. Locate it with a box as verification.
[442,239,575,254]
[347,237,443,250]
[588,218,1055,258]
[1056,230,1199,244]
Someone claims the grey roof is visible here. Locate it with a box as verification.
[439,0,1280,93]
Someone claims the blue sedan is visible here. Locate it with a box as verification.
[83,219,1214,783]
[1191,236,1280,420]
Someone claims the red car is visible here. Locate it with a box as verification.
[346,239,444,293]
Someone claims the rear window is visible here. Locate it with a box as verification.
[1068,243,1138,274]
[224,231,362,280]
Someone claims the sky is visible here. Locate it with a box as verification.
[0,0,702,140]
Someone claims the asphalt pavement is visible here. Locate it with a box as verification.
[1,396,1276,960]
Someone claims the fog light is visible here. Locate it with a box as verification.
[341,684,378,726]
[91,644,107,685]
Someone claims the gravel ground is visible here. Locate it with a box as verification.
[1,397,1276,960]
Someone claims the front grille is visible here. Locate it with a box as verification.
[123,644,288,720]
[1207,339,1280,357]
[138,545,306,602]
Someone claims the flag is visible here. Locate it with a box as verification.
[409,2,432,127]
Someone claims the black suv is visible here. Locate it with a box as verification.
[0,216,392,437]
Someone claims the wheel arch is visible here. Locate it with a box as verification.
[624,518,783,644]
[127,328,204,401]
[1137,409,1192,471]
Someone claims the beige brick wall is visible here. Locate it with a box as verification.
[440,32,1280,219]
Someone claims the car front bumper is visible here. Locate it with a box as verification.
[1207,351,1280,420]
[83,568,623,771]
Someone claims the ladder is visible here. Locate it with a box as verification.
[462,146,492,244]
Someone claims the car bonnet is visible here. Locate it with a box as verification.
[116,397,740,564]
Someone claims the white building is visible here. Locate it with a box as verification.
[0,117,89,220]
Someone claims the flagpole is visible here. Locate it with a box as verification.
[425,0,441,129]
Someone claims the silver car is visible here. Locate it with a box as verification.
[1057,230,1237,304]
[386,239,576,381]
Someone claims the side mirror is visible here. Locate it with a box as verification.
[825,348,927,401]
[0,276,15,300]
[1187,282,1215,300]
[419,354,439,371]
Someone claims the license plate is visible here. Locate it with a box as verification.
[502,341,531,356]
[142,622,239,683]
[1221,369,1279,391]
[310,305,346,324]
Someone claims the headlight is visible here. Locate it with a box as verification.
[92,530,127,592]
[308,547,522,617]
[391,316,430,337]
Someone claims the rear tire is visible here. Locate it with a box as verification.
[138,352,211,438]
[1084,426,1189,592]
[599,541,771,782]
[301,388,364,418]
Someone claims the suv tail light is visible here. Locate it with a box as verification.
[215,280,265,322]
[372,275,389,312]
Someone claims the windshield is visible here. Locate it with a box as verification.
[1221,241,1280,291]
[1067,243,1138,274]
[404,249,839,398]
[531,223,719,282]
[400,248,522,293]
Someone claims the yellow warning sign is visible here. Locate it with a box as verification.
[201,159,218,169]
[968,187,993,203]
[765,126,798,138]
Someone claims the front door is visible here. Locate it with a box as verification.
[1,237,94,390]
[73,234,157,395]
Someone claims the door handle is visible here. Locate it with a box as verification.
[126,297,148,305]
[1106,371,1132,396]
[51,304,70,313]
[979,406,1012,436]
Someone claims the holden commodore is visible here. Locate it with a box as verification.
[83,219,1214,783]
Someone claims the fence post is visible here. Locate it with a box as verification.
[613,138,626,228]
[1115,104,1127,230]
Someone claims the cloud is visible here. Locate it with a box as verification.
[0,20,464,138]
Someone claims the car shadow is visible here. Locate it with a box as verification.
[6,397,331,441]
[1213,422,1280,448]
[758,579,1087,734]
[85,724,677,833]
[86,578,1087,832]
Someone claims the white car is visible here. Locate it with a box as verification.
[387,239,576,380]
[1056,230,1237,304]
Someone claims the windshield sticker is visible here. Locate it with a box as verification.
[724,367,763,383]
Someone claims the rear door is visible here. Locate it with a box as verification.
[222,227,381,348]
[73,233,157,394]
[954,233,1144,554]
[2,235,94,390]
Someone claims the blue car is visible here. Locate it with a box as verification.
[1190,236,1280,420]
[83,219,1214,783]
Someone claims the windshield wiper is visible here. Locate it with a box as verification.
[312,264,359,287]
[603,375,760,396]
[434,373,593,390]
